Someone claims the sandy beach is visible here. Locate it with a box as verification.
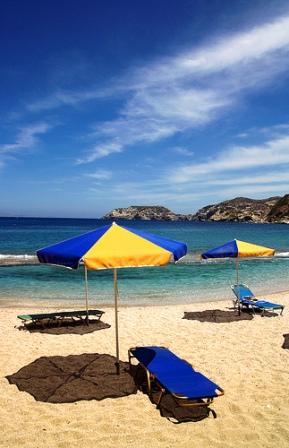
[1,292,289,448]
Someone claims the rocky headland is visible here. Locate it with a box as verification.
[193,196,279,223]
[103,194,289,223]
[103,205,194,221]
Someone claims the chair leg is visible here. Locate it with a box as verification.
[155,388,165,408]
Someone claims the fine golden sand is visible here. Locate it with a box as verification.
[1,292,289,448]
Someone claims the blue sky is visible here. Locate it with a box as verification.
[1,0,289,218]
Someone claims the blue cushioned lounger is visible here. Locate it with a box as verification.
[128,346,224,408]
[231,284,284,316]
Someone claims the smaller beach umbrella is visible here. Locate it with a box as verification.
[201,239,275,283]
[37,222,187,373]
[201,239,275,314]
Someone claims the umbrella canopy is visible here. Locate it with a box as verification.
[201,239,275,259]
[37,222,187,372]
[37,222,186,269]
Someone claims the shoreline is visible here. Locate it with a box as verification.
[1,288,289,309]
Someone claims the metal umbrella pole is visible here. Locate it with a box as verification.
[84,266,89,323]
[236,257,239,285]
[113,268,120,375]
[236,258,241,315]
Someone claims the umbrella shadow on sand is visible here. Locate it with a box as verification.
[182,309,254,323]
[6,353,137,402]
[6,354,213,423]
[17,319,111,335]
[182,307,276,323]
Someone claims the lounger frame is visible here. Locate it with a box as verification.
[17,309,104,328]
[128,346,224,409]
[231,284,284,316]
[239,300,284,316]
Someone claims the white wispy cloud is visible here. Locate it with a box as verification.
[0,122,51,155]
[75,12,289,163]
[77,142,123,163]
[27,87,117,112]
[170,134,289,183]
[89,129,289,209]
[173,146,194,156]
[127,15,289,91]
[93,174,288,213]
[237,123,289,139]
[27,13,289,114]
[17,10,289,172]
[77,87,231,163]
[85,169,112,180]
[194,170,289,187]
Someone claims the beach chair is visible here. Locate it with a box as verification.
[17,309,104,327]
[128,346,224,409]
[231,284,284,316]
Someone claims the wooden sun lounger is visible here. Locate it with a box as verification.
[17,309,104,327]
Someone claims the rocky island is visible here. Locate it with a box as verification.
[103,205,193,221]
[193,196,279,223]
[103,194,289,224]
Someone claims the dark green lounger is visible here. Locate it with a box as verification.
[17,309,104,326]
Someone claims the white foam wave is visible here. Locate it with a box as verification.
[276,251,289,257]
[177,253,202,264]
[0,254,35,259]
[0,254,39,265]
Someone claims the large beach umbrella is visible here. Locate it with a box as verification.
[201,239,275,313]
[37,222,187,373]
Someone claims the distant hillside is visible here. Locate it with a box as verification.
[267,194,289,223]
[103,205,193,221]
[192,196,281,223]
[103,194,289,223]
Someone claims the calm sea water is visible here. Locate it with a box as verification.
[1,217,289,307]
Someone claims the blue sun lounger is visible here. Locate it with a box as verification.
[128,346,224,409]
[231,284,284,316]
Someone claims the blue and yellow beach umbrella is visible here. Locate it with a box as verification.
[202,239,275,260]
[37,222,187,372]
[37,221,186,270]
[202,239,275,283]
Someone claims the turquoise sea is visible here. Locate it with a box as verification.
[1,217,289,307]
